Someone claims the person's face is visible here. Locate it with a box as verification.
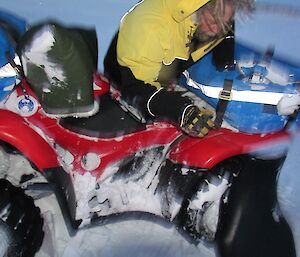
[198,3,235,38]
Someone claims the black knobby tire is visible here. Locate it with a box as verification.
[0,179,44,257]
[175,158,241,241]
[182,170,231,240]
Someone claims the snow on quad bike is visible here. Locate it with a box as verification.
[0,23,298,257]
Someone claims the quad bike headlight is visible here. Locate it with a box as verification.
[81,152,101,171]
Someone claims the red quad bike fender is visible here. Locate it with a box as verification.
[0,95,88,228]
[169,128,290,169]
[0,109,79,229]
[0,109,59,171]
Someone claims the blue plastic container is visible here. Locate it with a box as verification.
[180,43,300,134]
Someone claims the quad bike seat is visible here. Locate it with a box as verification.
[60,93,146,138]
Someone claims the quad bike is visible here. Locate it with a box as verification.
[0,37,298,256]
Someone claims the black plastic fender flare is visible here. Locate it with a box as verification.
[216,156,296,257]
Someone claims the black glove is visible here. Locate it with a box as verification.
[180,105,214,137]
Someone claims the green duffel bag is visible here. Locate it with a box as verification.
[18,22,98,116]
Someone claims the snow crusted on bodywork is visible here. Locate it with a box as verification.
[73,172,97,222]
[21,25,66,88]
[73,146,172,222]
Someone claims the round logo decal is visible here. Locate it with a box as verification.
[17,95,38,116]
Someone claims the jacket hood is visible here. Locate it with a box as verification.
[167,0,211,22]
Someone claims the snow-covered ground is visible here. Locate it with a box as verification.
[0,0,300,257]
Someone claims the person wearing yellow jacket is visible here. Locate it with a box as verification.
[104,0,254,137]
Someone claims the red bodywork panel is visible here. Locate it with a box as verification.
[27,111,181,178]
[9,77,181,178]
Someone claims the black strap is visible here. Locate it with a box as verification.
[215,79,233,128]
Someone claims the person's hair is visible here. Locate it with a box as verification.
[197,0,255,33]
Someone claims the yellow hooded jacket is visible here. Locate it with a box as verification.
[117,0,222,88]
